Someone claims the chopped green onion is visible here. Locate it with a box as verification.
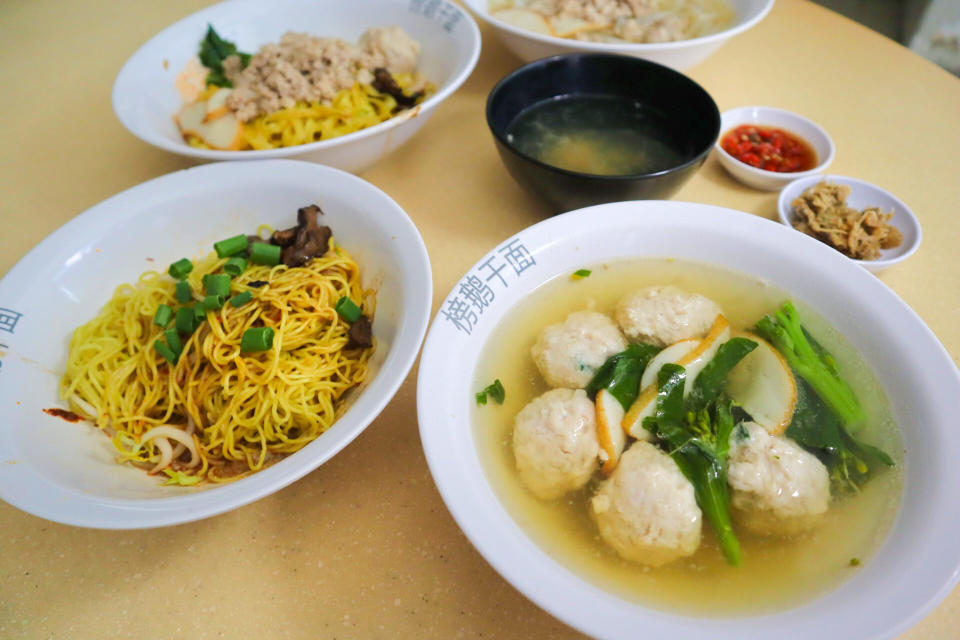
[240,327,274,352]
[571,269,592,280]
[193,305,207,327]
[223,256,247,276]
[168,258,193,280]
[476,379,505,406]
[214,234,249,258]
[154,339,179,365]
[334,296,362,322]
[163,327,182,354]
[153,304,173,327]
[250,242,281,266]
[203,273,231,297]
[204,294,225,310]
[229,291,253,308]
[175,307,195,335]
[175,280,192,303]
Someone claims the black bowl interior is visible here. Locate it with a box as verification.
[486,54,720,211]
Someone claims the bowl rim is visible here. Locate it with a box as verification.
[485,53,720,181]
[417,200,960,639]
[777,173,923,268]
[462,0,775,52]
[111,0,482,160]
[714,105,836,180]
[0,159,433,529]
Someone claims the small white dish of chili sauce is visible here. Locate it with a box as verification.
[715,106,835,191]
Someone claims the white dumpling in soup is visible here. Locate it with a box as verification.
[591,442,702,567]
[728,422,831,536]
[615,285,722,347]
[513,388,599,500]
[531,310,627,389]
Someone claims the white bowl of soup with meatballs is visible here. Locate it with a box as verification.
[416,201,960,640]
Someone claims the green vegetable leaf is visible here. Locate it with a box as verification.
[585,343,660,409]
[688,337,757,411]
[198,25,251,88]
[476,379,505,406]
[643,364,743,566]
[571,269,592,280]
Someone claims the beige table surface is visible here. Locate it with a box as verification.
[2,0,960,638]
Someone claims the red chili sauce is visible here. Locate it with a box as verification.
[720,125,817,173]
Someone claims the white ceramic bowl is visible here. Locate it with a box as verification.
[716,106,835,191]
[0,160,432,528]
[112,0,481,174]
[462,0,773,70]
[778,175,922,274]
[417,201,960,640]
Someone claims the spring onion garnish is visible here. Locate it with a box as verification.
[192,304,207,328]
[214,234,249,258]
[240,327,274,352]
[164,327,183,354]
[204,294,225,310]
[175,307,195,335]
[153,304,173,327]
[175,280,192,303]
[571,269,592,280]
[203,273,231,297]
[476,379,505,406]
[223,256,247,276]
[334,296,362,322]
[229,291,253,308]
[154,339,179,365]
[168,258,193,280]
[250,242,281,266]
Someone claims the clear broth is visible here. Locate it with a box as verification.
[472,258,903,616]
[505,95,687,176]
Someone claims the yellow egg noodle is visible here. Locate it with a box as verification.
[187,75,433,151]
[60,242,375,484]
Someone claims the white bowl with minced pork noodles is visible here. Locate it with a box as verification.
[417,201,960,639]
[461,0,773,70]
[0,160,432,528]
[112,0,481,173]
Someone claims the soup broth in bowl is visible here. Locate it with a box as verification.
[416,201,960,640]
[472,257,902,616]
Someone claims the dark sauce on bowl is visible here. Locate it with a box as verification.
[505,95,687,176]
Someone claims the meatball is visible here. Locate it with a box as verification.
[591,442,702,567]
[728,421,831,536]
[614,285,722,346]
[531,311,627,389]
[513,388,599,500]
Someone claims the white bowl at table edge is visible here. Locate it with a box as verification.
[416,200,960,640]
[0,159,432,529]
[462,0,774,70]
[111,0,481,174]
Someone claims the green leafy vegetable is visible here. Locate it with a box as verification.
[585,343,661,409]
[476,379,505,406]
[571,269,592,280]
[334,296,362,323]
[198,25,251,88]
[642,354,755,567]
[757,301,893,492]
[755,301,866,431]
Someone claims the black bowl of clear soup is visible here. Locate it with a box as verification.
[486,53,720,212]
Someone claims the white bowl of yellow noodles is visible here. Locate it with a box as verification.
[111,0,481,174]
[0,160,432,528]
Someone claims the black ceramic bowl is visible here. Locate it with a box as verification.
[486,53,720,212]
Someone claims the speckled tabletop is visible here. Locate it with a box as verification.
[2,1,959,638]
